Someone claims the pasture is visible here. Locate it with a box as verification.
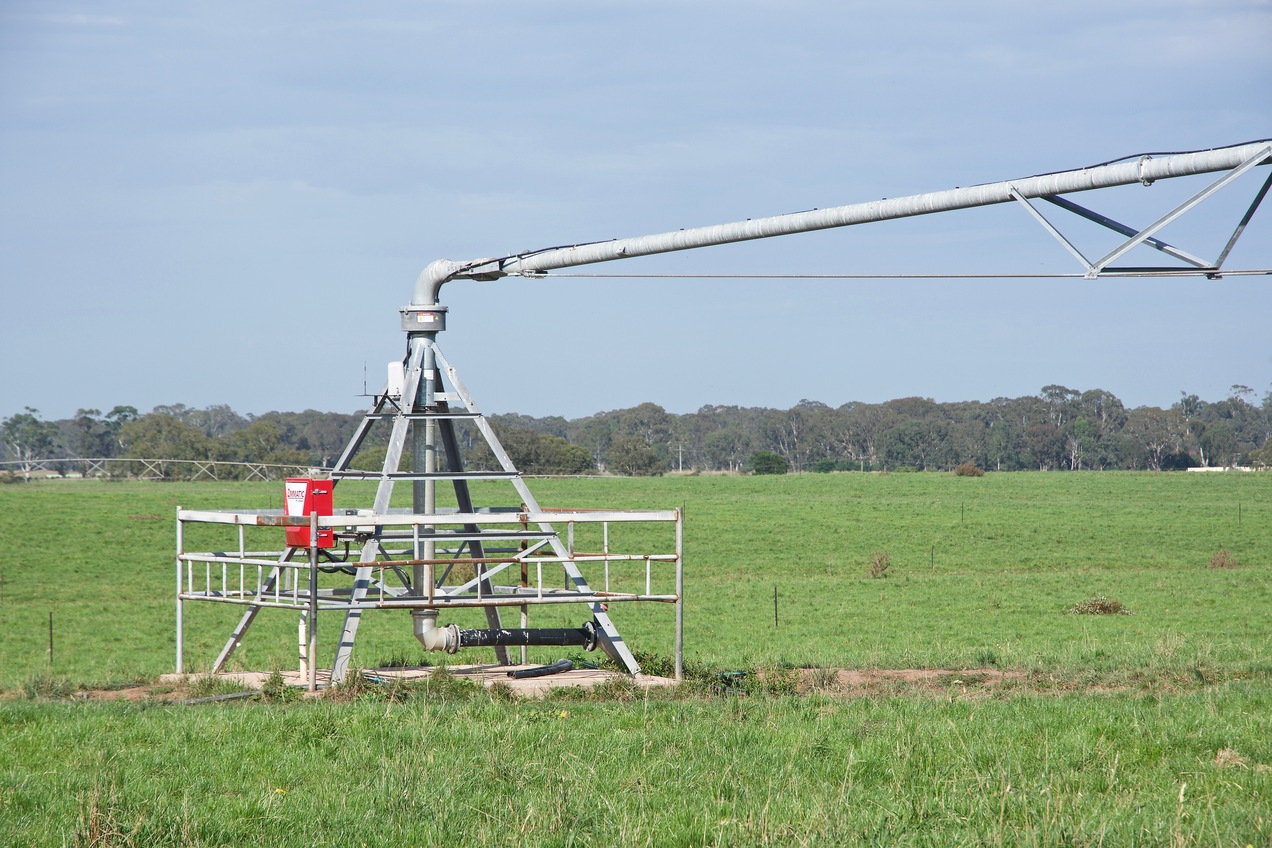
[0,472,1269,845]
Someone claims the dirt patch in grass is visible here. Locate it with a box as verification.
[51,664,1259,705]
[65,667,1028,703]
[64,664,678,704]
[74,683,191,703]
[1208,548,1240,569]
[1067,595,1134,615]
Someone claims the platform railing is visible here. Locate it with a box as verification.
[175,505,684,680]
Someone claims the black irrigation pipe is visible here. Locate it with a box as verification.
[178,690,261,706]
[508,659,575,679]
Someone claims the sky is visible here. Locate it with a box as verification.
[1,0,1270,424]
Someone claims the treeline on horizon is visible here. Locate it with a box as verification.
[2,383,1271,480]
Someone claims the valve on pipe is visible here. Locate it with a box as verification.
[413,609,598,654]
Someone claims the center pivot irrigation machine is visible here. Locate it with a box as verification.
[176,140,1271,689]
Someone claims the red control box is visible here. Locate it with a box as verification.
[284,478,334,548]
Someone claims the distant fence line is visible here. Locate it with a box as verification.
[0,457,328,482]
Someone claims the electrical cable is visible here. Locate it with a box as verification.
[1070,138,1272,173]
[537,269,1271,280]
[988,139,1272,186]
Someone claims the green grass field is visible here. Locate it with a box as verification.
[1,473,1269,845]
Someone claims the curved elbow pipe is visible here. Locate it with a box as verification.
[413,610,460,653]
[412,260,458,307]
[412,258,504,306]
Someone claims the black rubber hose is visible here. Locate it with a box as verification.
[507,658,575,679]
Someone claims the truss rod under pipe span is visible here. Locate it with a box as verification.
[417,141,1271,302]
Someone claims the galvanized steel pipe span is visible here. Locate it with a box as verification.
[414,140,1271,304]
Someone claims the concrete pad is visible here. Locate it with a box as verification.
[161,663,677,699]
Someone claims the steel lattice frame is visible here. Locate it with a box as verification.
[176,331,683,688]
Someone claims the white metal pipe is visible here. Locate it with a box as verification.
[417,141,1271,301]
[175,506,184,674]
[413,343,437,596]
[675,508,683,683]
[307,511,319,692]
[298,612,307,679]
[412,609,460,653]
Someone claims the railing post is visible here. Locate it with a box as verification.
[175,506,184,675]
[307,511,319,692]
[675,508,684,683]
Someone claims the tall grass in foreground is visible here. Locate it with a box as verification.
[0,474,1268,845]
[1,683,1268,846]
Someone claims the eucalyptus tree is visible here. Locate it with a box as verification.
[836,402,900,469]
[703,425,752,472]
[610,402,678,467]
[882,418,952,471]
[1123,407,1183,472]
[252,409,361,467]
[1199,388,1267,464]
[1174,393,1209,465]
[1075,390,1127,469]
[1024,423,1065,471]
[605,434,665,476]
[985,418,1024,471]
[568,415,615,470]
[118,411,215,479]
[1,407,56,481]
[1040,385,1080,428]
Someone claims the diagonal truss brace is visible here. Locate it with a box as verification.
[1039,194,1212,269]
[1214,168,1272,271]
[1009,188,1096,274]
[211,548,297,673]
[1011,145,1272,279]
[433,345,642,675]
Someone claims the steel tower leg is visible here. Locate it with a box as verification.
[436,410,509,664]
[433,345,643,675]
[330,337,428,683]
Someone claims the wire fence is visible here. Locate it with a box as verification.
[0,457,327,482]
